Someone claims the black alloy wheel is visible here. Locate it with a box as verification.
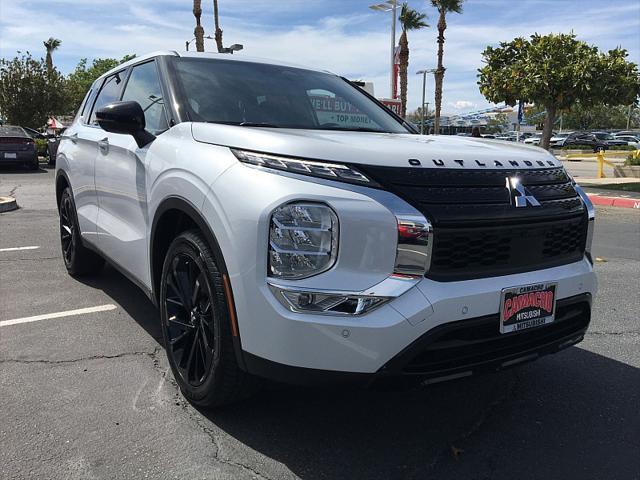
[58,188,104,276]
[160,230,258,407]
[60,192,76,267]
[164,252,217,387]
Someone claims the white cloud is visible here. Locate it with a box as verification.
[449,100,476,110]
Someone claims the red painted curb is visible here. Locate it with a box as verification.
[587,194,640,209]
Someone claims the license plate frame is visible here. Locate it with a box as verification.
[499,282,557,334]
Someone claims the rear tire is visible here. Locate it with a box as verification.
[59,188,104,276]
[28,155,39,171]
[160,230,258,407]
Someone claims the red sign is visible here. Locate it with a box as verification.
[380,98,402,116]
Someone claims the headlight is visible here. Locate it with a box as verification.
[269,202,338,279]
[232,149,377,186]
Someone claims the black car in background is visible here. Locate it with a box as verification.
[0,125,39,170]
[561,132,609,152]
[592,131,629,147]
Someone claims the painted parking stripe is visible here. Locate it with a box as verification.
[0,246,40,252]
[0,304,117,328]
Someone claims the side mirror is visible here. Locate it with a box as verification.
[96,101,155,148]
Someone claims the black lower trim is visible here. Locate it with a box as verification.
[242,293,592,387]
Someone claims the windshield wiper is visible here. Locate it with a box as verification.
[318,127,391,133]
[205,121,281,128]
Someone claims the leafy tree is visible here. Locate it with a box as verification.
[213,0,224,52]
[398,3,428,118]
[431,0,464,135]
[193,0,205,52]
[561,103,638,130]
[64,55,134,115]
[0,53,66,128]
[478,33,640,149]
[43,37,61,71]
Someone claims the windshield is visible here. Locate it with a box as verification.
[172,58,410,133]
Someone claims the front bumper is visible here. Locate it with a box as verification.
[238,258,596,379]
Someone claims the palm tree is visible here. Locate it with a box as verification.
[431,0,463,134]
[43,37,61,71]
[213,0,224,53]
[398,3,428,118]
[193,0,205,52]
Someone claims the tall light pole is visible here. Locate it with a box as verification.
[370,0,398,99]
[416,69,436,134]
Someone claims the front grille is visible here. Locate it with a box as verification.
[386,295,591,377]
[358,165,588,280]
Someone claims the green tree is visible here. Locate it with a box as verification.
[213,0,224,52]
[193,0,205,52]
[0,53,66,128]
[43,37,61,71]
[64,55,134,114]
[398,3,428,118]
[561,103,637,130]
[431,0,464,135]
[478,33,640,149]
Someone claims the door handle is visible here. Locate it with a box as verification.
[98,137,109,154]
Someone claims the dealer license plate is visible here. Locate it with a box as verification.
[4,153,17,159]
[500,283,557,334]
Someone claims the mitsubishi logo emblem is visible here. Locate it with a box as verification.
[506,177,541,207]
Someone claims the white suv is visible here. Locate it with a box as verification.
[56,51,596,406]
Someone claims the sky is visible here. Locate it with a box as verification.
[1,0,639,115]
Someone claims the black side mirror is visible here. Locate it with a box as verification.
[96,101,155,148]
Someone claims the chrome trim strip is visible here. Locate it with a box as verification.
[268,274,420,315]
[394,214,433,276]
[574,183,595,257]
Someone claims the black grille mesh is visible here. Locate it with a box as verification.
[358,165,588,280]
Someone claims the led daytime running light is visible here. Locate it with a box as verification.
[232,149,374,185]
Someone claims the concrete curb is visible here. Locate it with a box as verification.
[0,196,18,213]
[587,194,640,209]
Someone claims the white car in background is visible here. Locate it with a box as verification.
[613,135,640,148]
[55,51,597,407]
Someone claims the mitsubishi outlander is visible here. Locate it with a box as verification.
[55,51,596,406]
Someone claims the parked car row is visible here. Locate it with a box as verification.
[486,130,639,151]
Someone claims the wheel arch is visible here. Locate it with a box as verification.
[150,195,246,369]
[55,169,72,211]
[150,196,229,303]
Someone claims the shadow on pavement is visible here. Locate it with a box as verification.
[204,344,639,479]
[80,265,640,479]
[78,264,163,343]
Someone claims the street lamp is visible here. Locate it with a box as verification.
[369,0,398,99]
[416,69,436,134]
[185,35,213,51]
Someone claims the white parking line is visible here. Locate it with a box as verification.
[0,304,118,328]
[0,246,40,252]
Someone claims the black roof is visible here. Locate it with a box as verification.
[0,125,28,137]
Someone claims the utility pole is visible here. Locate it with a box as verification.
[369,0,398,99]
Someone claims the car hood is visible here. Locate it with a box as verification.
[191,123,561,170]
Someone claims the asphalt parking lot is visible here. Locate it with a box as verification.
[1,164,639,480]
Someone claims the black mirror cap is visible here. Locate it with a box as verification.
[96,101,155,148]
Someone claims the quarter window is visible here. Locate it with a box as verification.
[121,61,168,134]
[89,72,124,125]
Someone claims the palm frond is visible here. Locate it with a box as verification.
[430,0,464,14]
[399,3,429,31]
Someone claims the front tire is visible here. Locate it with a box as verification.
[160,230,257,407]
[59,188,104,276]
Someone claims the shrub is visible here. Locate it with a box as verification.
[624,150,640,166]
[34,138,47,155]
